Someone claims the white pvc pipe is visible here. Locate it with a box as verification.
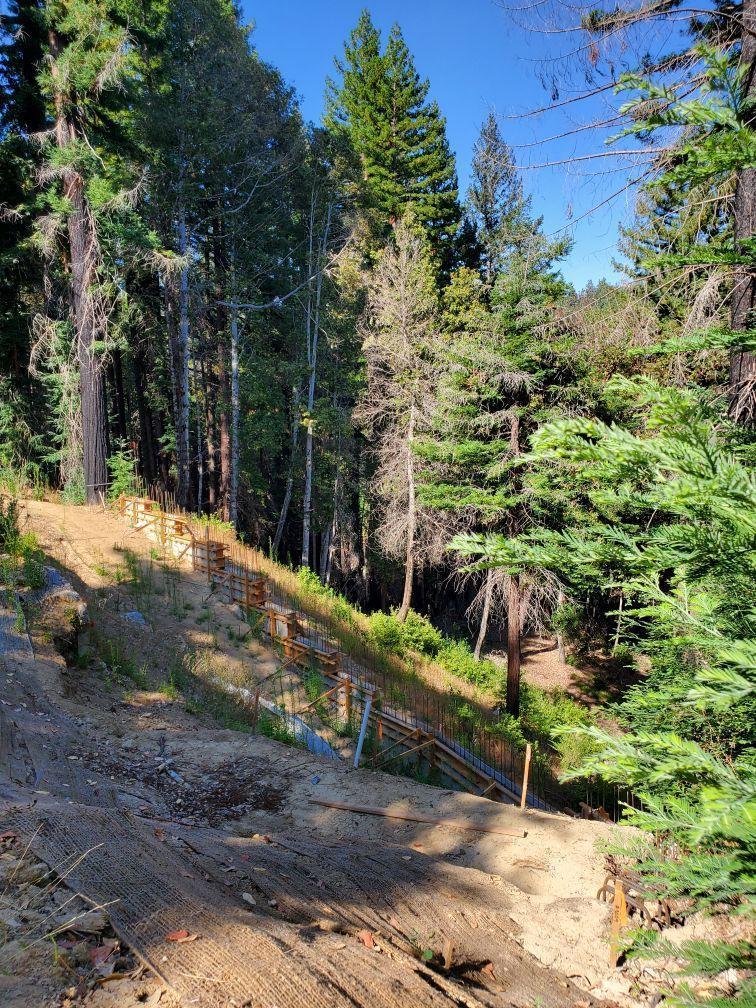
[353,693,373,768]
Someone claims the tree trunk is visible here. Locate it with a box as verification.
[194,363,205,514]
[176,209,192,507]
[505,410,522,714]
[612,592,624,652]
[301,419,314,566]
[506,575,522,717]
[218,339,231,521]
[556,588,566,664]
[49,30,108,504]
[730,0,756,421]
[323,427,342,585]
[272,384,301,555]
[79,327,109,503]
[211,218,232,522]
[163,277,180,444]
[397,404,416,623]
[132,347,156,484]
[474,568,494,661]
[200,325,218,510]
[301,199,331,569]
[111,348,128,444]
[229,299,240,527]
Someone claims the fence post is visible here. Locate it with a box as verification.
[520,742,532,810]
[339,671,352,723]
[353,691,373,768]
[609,878,628,965]
[205,524,211,585]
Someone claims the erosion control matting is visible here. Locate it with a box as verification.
[3,801,606,1008]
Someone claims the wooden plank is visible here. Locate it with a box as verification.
[291,682,343,716]
[520,743,532,811]
[609,878,629,966]
[308,799,525,838]
[373,737,436,771]
[370,727,420,766]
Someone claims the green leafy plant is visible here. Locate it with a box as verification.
[400,609,443,656]
[106,448,139,501]
[0,498,20,554]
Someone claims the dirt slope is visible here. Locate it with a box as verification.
[0,498,630,1006]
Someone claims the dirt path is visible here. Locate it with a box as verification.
[0,499,633,1006]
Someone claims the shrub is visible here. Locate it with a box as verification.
[61,471,85,504]
[295,567,358,628]
[367,611,405,655]
[296,566,326,597]
[436,638,502,691]
[489,711,528,750]
[0,498,20,553]
[611,642,636,669]
[21,544,45,589]
[551,600,582,640]
[400,609,443,656]
[520,684,591,744]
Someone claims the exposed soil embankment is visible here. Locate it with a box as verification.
[0,498,631,1007]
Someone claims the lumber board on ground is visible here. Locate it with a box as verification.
[309,799,525,837]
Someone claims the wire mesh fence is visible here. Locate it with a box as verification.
[120,489,637,821]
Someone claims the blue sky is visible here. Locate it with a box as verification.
[244,0,638,290]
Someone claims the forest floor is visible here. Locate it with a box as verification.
[0,498,645,1007]
[488,640,646,710]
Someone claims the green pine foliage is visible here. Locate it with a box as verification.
[326,10,461,256]
[453,377,756,1000]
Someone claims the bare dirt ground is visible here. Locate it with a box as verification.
[489,638,646,710]
[0,498,639,1007]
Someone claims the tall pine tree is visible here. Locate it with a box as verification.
[326,10,460,258]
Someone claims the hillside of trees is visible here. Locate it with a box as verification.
[1,1,754,1004]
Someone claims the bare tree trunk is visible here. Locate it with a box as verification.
[319,524,332,577]
[273,384,301,555]
[325,509,337,586]
[79,321,108,503]
[229,299,240,527]
[612,592,624,652]
[301,198,331,568]
[176,208,192,507]
[163,274,181,452]
[132,346,156,484]
[300,195,316,568]
[556,587,566,664]
[212,219,232,522]
[110,348,128,444]
[300,421,314,566]
[397,403,416,623]
[506,575,522,717]
[205,402,217,507]
[321,434,341,582]
[505,410,522,714]
[474,568,494,661]
[49,30,108,505]
[730,0,756,421]
[195,373,204,513]
[218,341,231,520]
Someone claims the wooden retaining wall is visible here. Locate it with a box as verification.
[115,495,535,809]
